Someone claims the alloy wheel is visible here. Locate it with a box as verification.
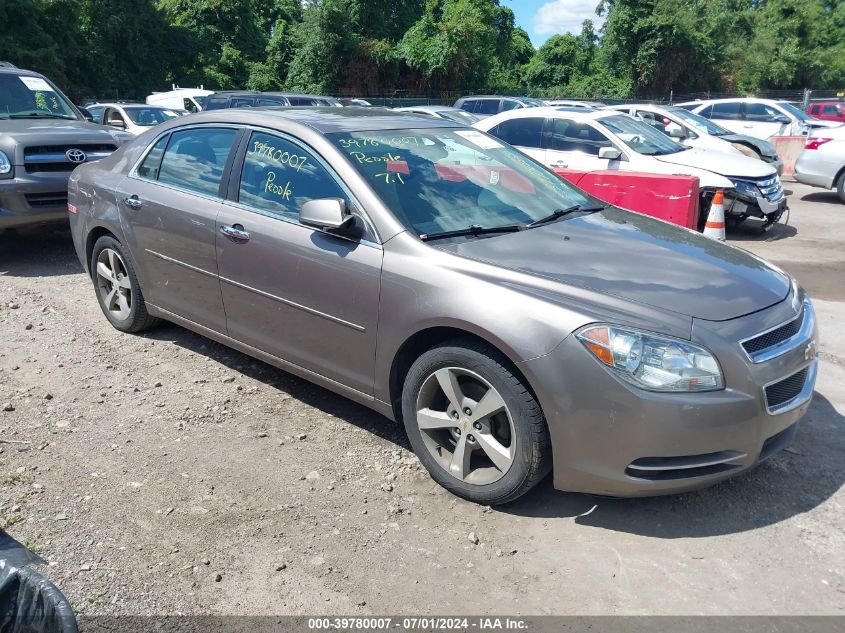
[415,367,516,485]
[95,248,133,321]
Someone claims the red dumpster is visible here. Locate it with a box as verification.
[555,169,701,230]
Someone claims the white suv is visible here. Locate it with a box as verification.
[475,107,786,228]
[676,98,841,140]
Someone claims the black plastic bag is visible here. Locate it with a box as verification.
[0,562,78,633]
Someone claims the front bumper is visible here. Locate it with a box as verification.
[521,292,818,496]
[0,172,71,229]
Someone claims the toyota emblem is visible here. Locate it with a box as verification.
[66,148,87,164]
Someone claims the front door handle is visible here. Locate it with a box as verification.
[219,223,250,242]
[123,195,143,210]
[551,160,568,168]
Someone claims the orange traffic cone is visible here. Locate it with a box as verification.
[703,190,726,241]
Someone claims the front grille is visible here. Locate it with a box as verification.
[731,174,784,202]
[23,143,116,174]
[25,192,68,208]
[742,312,802,355]
[765,368,809,409]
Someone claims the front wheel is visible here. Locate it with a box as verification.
[90,235,160,333]
[401,340,551,505]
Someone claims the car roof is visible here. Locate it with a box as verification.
[676,97,781,106]
[457,95,533,101]
[483,106,613,122]
[396,105,456,112]
[0,66,46,78]
[165,107,463,133]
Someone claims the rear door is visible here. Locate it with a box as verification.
[118,125,241,332]
[489,117,545,163]
[215,129,382,394]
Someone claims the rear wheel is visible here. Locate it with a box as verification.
[401,339,551,505]
[836,171,845,204]
[90,235,159,333]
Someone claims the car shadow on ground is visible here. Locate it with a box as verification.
[0,228,82,278]
[800,191,842,205]
[500,392,844,537]
[728,217,797,242]
[138,322,412,451]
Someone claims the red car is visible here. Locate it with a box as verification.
[807,101,845,122]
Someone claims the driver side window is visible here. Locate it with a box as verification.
[237,132,346,224]
[745,103,779,122]
[547,119,611,156]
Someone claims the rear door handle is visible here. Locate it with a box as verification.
[551,161,568,168]
[123,195,143,210]
[219,224,250,242]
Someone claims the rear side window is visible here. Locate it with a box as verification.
[459,100,478,113]
[547,119,611,155]
[500,100,521,111]
[493,117,544,148]
[475,99,501,115]
[137,135,169,180]
[810,105,821,115]
[237,131,345,221]
[156,127,238,197]
[258,98,285,107]
[230,98,255,108]
[204,97,227,110]
[711,102,742,120]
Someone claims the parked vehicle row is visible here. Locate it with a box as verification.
[68,106,817,504]
[794,126,845,202]
[473,107,786,228]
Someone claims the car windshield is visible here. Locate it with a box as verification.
[666,106,730,136]
[329,128,592,237]
[437,109,480,125]
[777,101,813,121]
[123,107,180,126]
[0,74,77,119]
[600,114,686,155]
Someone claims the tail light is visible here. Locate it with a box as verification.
[805,137,833,150]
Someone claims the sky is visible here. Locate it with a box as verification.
[504,0,604,47]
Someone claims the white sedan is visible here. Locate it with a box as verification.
[474,107,786,228]
[87,102,183,136]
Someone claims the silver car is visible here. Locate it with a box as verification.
[795,129,845,202]
[68,108,818,504]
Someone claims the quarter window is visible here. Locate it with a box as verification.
[237,131,345,221]
[156,127,238,197]
[493,117,544,148]
[711,102,742,120]
[137,135,169,180]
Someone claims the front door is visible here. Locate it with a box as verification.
[118,125,240,332]
[215,130,382,395]
[544,118,619,171]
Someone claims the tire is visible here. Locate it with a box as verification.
[90,235,160,333]
[836,171,845,204]
[401,339,551,505]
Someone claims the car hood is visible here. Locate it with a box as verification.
[0,118,118,146]
[436,208,790,321]
[654,147,776,178]
[719,133,777,158]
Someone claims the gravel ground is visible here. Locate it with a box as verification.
[0,182,842,616]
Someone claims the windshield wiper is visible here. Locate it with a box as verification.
[527,204,605,228]
[8,111,75,119]
[419,224,523,242]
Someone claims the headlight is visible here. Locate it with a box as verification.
[730,179,759,197]
[576,324,724,392]
[0,151,11,175]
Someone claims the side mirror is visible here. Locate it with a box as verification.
[598,146,623,160]
[109,118,126,129]
[79,107,94,122]
[773,114,790,124]
[300,198,357,233]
